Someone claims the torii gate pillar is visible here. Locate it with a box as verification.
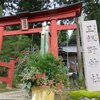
[51,19,58,57]
[0,26,3,52]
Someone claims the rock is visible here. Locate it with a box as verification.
[91,98,96,100]
[80,97,91,100]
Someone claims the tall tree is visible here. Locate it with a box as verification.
[0,0,4,16]
[18,0,42,12]
[3,0,19,15]
[84,0,100,32]
[69,30,77,45]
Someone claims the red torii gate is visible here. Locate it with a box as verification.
[0,2,82,88]
[0,58,18,88]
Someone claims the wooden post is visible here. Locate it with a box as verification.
[50,19,58,58]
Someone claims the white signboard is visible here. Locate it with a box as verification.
[81,20,100,91]
[21,18,28,30]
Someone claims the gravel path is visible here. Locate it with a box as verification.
[0,89,31,100]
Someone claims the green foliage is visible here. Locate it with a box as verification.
[69,90,100,99]
[21,53,67,92]
[84,1,100,32]
[0,35,31,79]
[69,30,77,45]
[64,0,81,4]
[31,34,41,48]
[18,0,42,12]
[17,0,80,14]
[0,0,4,6]
[0,0,4,16]
[58,31,67,46]
[55,90,100,100]
[1,35,31,61]
[0,4,2,16]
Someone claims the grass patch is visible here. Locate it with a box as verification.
[67,90,100,100]
[55,90,100,100]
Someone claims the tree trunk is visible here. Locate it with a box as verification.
[76,17,84,81]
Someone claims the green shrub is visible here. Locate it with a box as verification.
[21,53,67,92]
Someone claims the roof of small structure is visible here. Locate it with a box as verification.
[0,1,83,21]
[59,46,82,53]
